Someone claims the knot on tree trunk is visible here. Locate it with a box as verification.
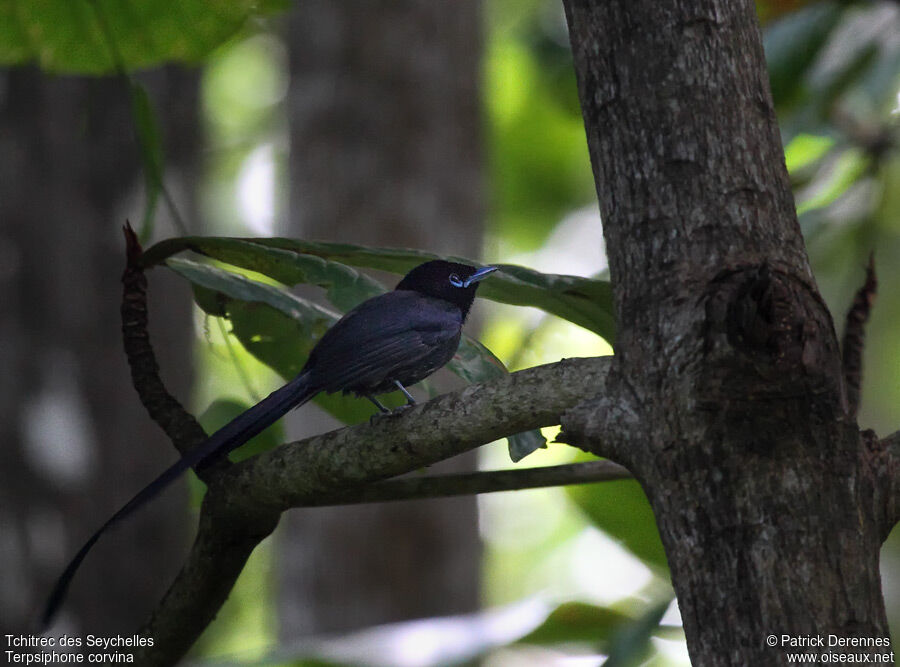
[703,263,846,411]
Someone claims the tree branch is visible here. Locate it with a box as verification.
[841,253,877,419]
[309,459,632,506]
[210,357,613,514]
[134,502,280,665]
[121,223,225,481]
[134,356,613,664]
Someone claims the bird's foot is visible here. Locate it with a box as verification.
[368,403,414,424]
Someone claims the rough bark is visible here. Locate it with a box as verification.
[282,0,485,635]
[560,0,892,664]
[0,67,197,636]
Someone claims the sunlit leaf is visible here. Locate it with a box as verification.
[784,133,836,175]
[0,0,286,74]
[518,601,631,646]
[796,148,868,215]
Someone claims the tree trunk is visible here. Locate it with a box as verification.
[561,0,892,664]
[0,67,198,636]
[279,0,484,635]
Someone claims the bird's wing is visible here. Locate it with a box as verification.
[321,326,458,393]
[309,292,462,394]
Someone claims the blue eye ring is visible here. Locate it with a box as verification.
[449,273,465,288]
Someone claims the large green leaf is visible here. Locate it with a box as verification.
[0,0,287,74]
[520,598,678,659]
[567,458,669,572]
[167,258,546,457]
[518,601,632,646]
[144,236,616,341]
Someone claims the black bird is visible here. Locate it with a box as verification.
[41,259,497,627]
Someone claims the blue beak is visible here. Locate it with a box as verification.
[464,266,498,287]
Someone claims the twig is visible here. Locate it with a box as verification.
[842,254,877,418]
[308,459,632,506]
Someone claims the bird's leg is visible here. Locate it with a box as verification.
[367,395,390,414]
[393,380,416,406]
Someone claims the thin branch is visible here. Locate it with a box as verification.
[121,224,222,480]
[842,254,877,418]
[309,459,632,506]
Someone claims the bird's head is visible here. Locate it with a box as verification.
[395,260,497,317]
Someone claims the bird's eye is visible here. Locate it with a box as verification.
[448,273,465,288]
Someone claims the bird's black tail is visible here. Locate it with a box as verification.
[40,370,318,629]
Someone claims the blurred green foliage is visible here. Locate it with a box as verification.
[8,0,898,663]
[0,0,287,73]
[485,0,596,253]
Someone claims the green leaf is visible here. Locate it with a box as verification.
[507,429,547,462]
[796,148,868,216]
[143,236,616,341]
[567,466,669,572]
[167,258,547,455]
[453,337,547,460]
[519,601,632,646]
[784,133,836,175]
[152,238,386,312]
[129,81,163,243]
[0,0,286,74]
[604,597,672,667]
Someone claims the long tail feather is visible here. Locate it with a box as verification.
[40,370,317,629]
